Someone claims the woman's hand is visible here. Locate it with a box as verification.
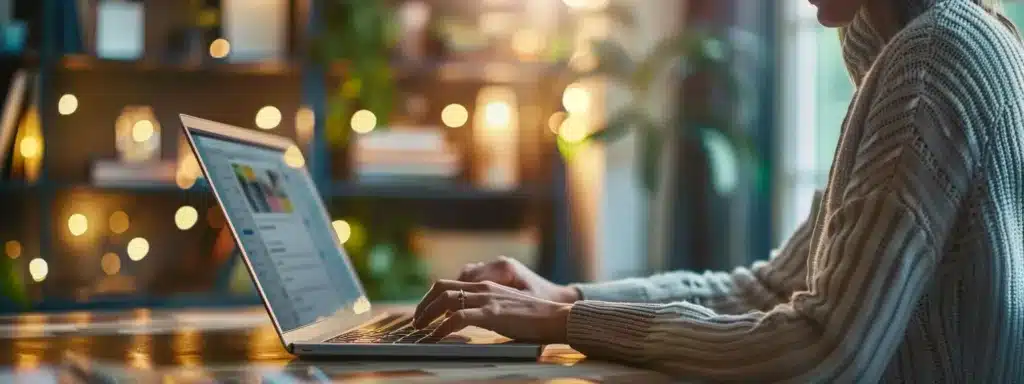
[413,279,572,343]
[457,256,579,303]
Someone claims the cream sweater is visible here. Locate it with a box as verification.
[567,1,1024,382]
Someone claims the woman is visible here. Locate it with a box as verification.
[413,0,1024,381]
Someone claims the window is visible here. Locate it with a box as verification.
[775,2,1024,242]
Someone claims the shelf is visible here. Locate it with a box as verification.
[54,54,570,82]
[330,182,544,200]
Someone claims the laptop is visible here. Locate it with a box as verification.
[179,114,543,359]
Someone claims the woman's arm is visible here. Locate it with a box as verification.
[565,30,981,380]
[571,193,820,315]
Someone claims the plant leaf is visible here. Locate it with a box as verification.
[632,33,698,92]
[585,108,643,143]
[637,124,663,195]
[570,39,635,85]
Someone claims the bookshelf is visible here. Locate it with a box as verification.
[0,0,578,312]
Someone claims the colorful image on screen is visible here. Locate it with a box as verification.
[232,163,294,214]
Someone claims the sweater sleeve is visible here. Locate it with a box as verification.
[571,192,820,315]
[566,31,978,380]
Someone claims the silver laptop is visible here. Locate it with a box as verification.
[179,114,543,359]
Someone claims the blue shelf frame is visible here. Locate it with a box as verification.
[6,0,576,312]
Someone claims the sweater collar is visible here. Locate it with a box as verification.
[840,9,887,87]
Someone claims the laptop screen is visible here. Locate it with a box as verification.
[189,129,365,332]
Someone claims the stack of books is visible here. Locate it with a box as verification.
[352,128,460,184]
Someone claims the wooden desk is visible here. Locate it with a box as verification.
[0,306,671,383]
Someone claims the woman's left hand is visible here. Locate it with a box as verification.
[412,279,572,343]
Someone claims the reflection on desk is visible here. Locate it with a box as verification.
[0,306,672,383]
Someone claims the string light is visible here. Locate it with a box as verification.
[332,220,352,244]
[175,206,199,230]
[209,38,231,59]
[131,120,155,143]
[127,237,149,261]
[562,83,590,114]
[28,258,47,282]
[101,252,121,275]
[109,211,130,234]
[58,94,78,115]
[295,107,315,143]
[441,104,469,128]
[350,110,377,134]
[255,106,282,130]
[4,240,20,259]
[68,213,88,236]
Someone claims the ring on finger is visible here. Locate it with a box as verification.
[458,289,466,310]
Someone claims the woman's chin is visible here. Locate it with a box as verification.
[814,2,859,27]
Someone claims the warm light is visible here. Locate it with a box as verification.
[4,240,20,259]
[511,29,544,59]
[283,145,305,168]
[101,252,121,275]
[131,120,155,143]
[563,0,607,10]
[295,107,315,143]
[559,115,588,143]
[484,101,512,127]
[441,104,469,128]
[353,296,371,314]
[569,50,597,72]
[175,206,199,230]
[350,109,377,134]
[562,84,590,114]
[255,106,282,130]
[67,213,89,236]
[209,38,231,59]
[548,112,567,134]
[28,258,47,282]
[19,136,40,159]
[332,220,352,244]
[109,211,130,234]
[58,94,79,115]
[127,237,149,261]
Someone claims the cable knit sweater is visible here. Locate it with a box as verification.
[566,1,1024,382]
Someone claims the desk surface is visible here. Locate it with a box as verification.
[0,305,671,383]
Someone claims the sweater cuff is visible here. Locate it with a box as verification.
[566,300,716,361]
[571,280,649,302]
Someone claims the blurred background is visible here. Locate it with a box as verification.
[0,0,1020,313]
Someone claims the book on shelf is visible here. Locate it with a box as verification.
[90,159,177,187]
[0,69,29,175]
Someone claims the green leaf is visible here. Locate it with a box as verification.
[632,34,698,92]
[637,125,663,195]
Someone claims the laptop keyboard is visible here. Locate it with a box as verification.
[325,313,457,344]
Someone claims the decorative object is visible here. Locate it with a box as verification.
[221,0,286,62]
[96,0,145,60]
[114,105,161,163]
[472,86,519,190]
[311,0,396,145]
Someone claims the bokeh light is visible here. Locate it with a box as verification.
[28,258,47,282]
[131,120,155,143]
[101,252,121,275]
[283,145,305,168]
[109,211,130,234]
[562,84,591,114]
[68,213,88,236]
[175,206,199,230]
[484,101,512,127]
[548,112,567,134]
[559,115,588,143]
[332,220,352,244]
[127,237,149,261]
[4,240,21,259]
[441,104,469,128]
[351,109,377,134]
[209,38,231,59]
[19,136,40,158]
[255,106,282,130]
[295,106,315,143]
[58,94,78,115]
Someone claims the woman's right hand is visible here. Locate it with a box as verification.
[456,256,580,304]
